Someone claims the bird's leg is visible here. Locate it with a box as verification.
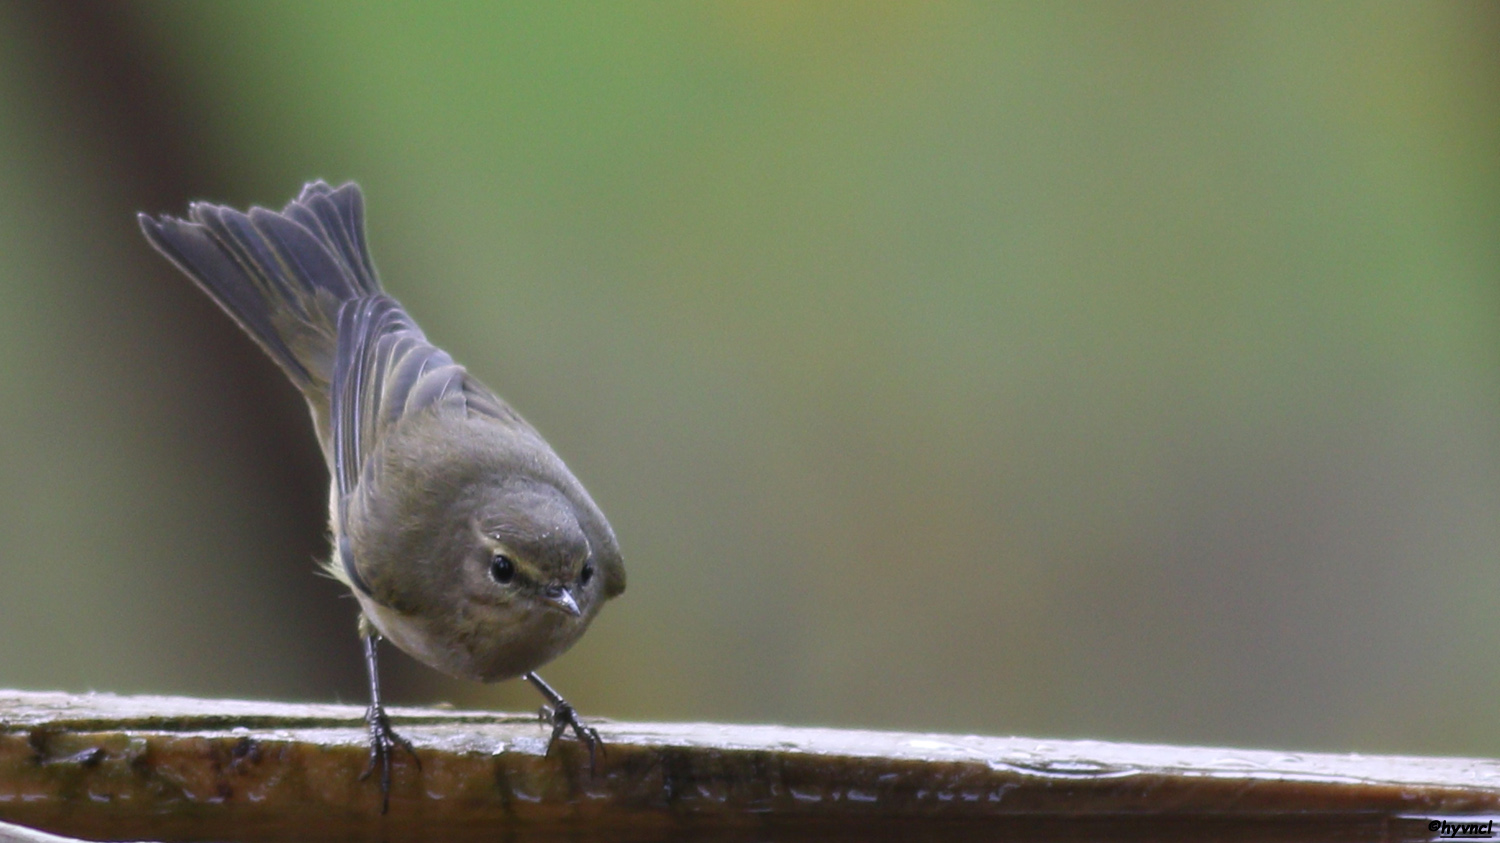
[525,671,602,771]
[358,630,419,813]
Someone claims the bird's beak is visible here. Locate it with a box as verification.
[541,584,582,617]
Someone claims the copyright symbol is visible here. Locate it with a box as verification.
[1430,820,1441,831]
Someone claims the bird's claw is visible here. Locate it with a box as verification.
[540,701,603,772]
[359,705,419,813]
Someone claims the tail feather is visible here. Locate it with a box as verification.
[283,181,381,294]
[139,180,384,394]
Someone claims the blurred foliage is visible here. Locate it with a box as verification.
[1,1,1497,757]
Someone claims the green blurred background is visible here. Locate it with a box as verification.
[1,1,1497,757]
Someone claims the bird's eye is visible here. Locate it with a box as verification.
[579,562,595,586]
[490,553,516,584]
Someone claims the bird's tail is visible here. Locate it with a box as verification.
[138,180,383,400]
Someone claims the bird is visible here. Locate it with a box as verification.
[138,181,625,811]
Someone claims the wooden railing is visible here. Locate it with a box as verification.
[0,690,1494,841]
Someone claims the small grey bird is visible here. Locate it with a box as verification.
[139,181,625,810]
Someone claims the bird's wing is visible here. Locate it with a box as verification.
[330,296,468,592]
[329,294,531,594]
[331,295,467,502]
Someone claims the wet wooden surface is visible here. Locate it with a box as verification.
[1,690,1496,841]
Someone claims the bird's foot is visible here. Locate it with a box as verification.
[359,704,420,813]
[539,701,603,772]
